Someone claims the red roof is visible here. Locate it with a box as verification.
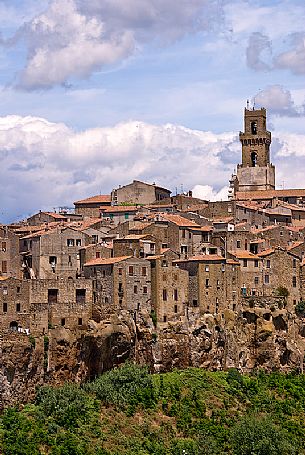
[74,195,111,205]
[160,213,200,227]
[84,256,131,267]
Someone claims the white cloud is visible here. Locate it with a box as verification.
[192,185,229,201]
[9,0,224,90]
[253,85,305,117]
[246,32,272,71]
[1,114,305,223]
[0,115,237,222]
[274,33,305,75]
[18,0,135,89]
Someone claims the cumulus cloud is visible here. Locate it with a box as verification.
[274,32,305,75]
[253,85,305,117]
[246,32,272,71]
[2,114,305,223]
[0,115,238,222]
[7,0,224,89]
[192,185,229,201]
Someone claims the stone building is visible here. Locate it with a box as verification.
[111,180,171,205]
[21,226,90,279]
[113,234,160,258]
[235,107,275,192]
[74,195,111,218]
[0,277,92,335]
[100,205,139,225]
[83,256,151,320]
[148,250,188,325]
[0,226,21,279]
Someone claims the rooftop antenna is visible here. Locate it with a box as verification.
[253,96,256,110]
[246,99,249,109]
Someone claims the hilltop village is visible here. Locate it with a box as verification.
[1,107,305,406]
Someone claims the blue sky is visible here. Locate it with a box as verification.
[0,0,305,222]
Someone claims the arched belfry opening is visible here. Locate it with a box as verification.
[251,121,257,134]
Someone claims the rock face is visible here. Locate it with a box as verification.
[1,297,305,408]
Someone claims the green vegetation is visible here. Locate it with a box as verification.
[295,300,305,317]
[275,286,289,298]
[1,364,305,454]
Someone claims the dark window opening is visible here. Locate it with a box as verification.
[163,315,167,322]
[128,266,134,276]
[61,318,65,326]
[174,289,178,301]
[76,289,86,304]
[174,304,178,313]
[67,239,75,247]
[251,121,257,135]
[251,151,258,167]
[143,286,147,294]
[78,317,83,325]
[163,289,167,301]
[16,303,21,312]
[3,302,7,312]
[134,285,138,294]
[193,299,198,307]
[48,289,58,304]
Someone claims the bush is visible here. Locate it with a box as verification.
[231,416,299,455]
[275,287,289,298]
[295,301,305,317]
[87,362,155,410]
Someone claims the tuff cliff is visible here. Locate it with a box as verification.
[1,297,305,408]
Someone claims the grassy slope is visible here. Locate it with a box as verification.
[0,366,305,454]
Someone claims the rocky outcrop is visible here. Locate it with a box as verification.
[1,297,305,408]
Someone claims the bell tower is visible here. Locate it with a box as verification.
[236,106,275,192]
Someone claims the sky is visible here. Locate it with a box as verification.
[0,0,305,222]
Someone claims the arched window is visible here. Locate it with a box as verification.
[251,121,257,134]
[9,321,18,331]
[251,151,257,167]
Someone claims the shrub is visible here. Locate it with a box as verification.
[231,416,299,455]
[275,287,289,298]
[295,301,305,317]
[87,362,155,410]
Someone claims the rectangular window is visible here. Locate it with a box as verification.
[205,265,209,272]
[3,287,8,295]
[3,302,7,312]
[162,260,168,267]
[182,230,186,238]
[237,240,241,248]
[96,252,100,259]
[48,289,58,304]
[78,318,83,326]
[254,260,258,267]
[125,213,129,220]
[162,289,167,301]
[2,241,6,251]
[254,277,259,285]
[76,289,86,304]
[264,275,269,284]
[143,286,148,294]
[266,259,271,268]
[293,259,297,268]
[118,283,123,292]
[67,239,75,247]
[17,286,20,293]
[76,239,82,247]
[243,259,247,267]
[118,267,123,275]
[293,276,297,288]
[61,318,65,326]
[142,267,147,276]
[163,315,167,322]
[174,304,178,313]
[128,266,134,276]
[16,303,21,312]
[2,260,7,273]
[205,278,209,288]
[174,289,178,301]
[134,285,138,294]
[193,299,198,307]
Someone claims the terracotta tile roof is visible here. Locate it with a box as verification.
[258,248,275,257]
[83,256,132,267]
[212,217,234,223]
[160,213,200,227]
[226,259,240,265]
[74,195,111,205]
[175,254,225,263]
[146,255,163,260]
[44,212,67,219]
[287,241,304,251]
[120,234,149,240]
[189,226,213,232]
[100,205,138,213]
[251,225,277,234]
[236,189,305,201]
[285,226,304,232]
[129,221,153,230]
[229,250,259,259]
[0,276,9,281]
